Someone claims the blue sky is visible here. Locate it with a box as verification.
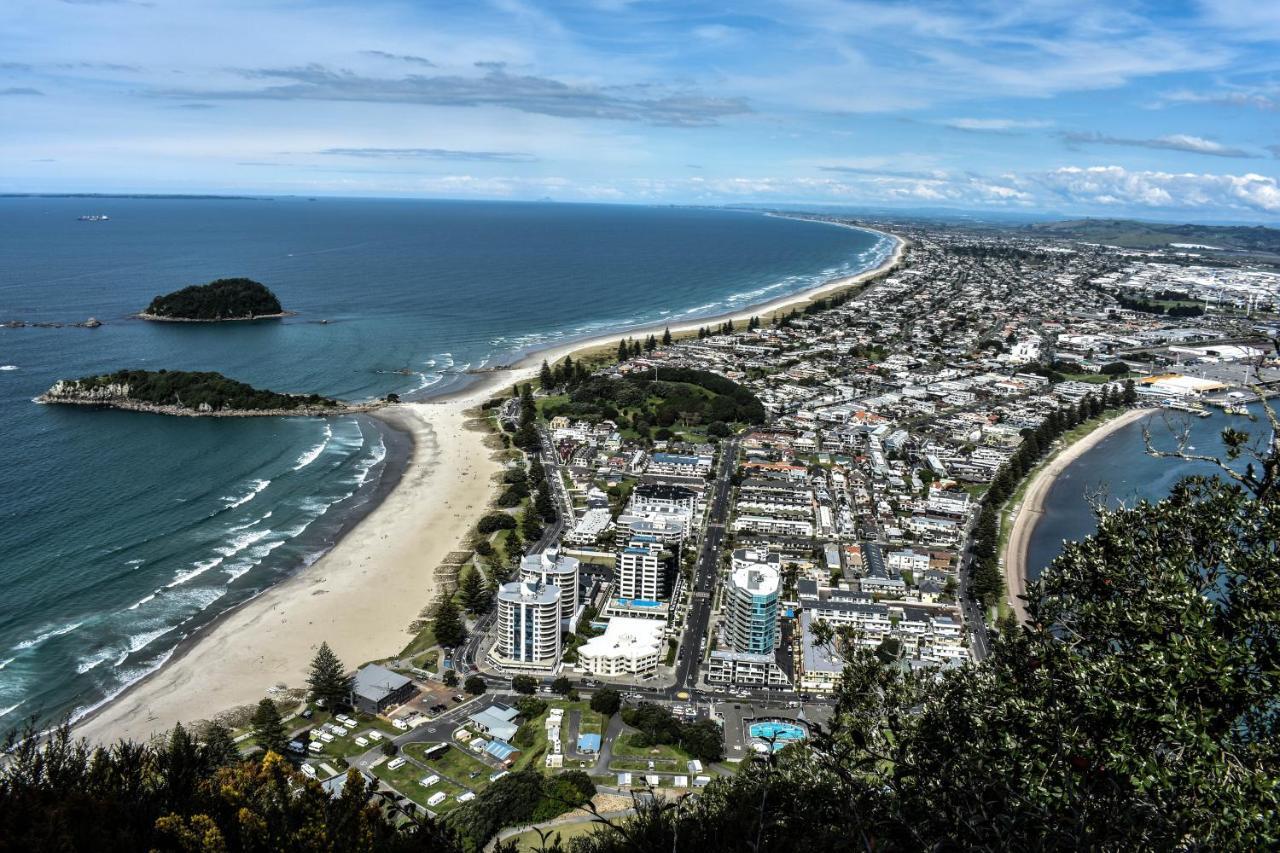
[2,0,1279,220]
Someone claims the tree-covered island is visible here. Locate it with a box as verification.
[139,277,286,321]
[38,369,381,416]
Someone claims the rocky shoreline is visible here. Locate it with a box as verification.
[35,394,383,417]
[135,311,294,323]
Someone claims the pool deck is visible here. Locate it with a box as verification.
[717,704,823,760]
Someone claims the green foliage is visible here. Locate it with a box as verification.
[250,697,288,755]
[56,369,340,412]
[143,277,283,320]
[589,688,621,717]
[446,768,595,852]
[443,669,459,688]
[621,702,723,762]
[550,676,572,696]
[464,675,486,695]
[515,696,547,720]
[476,512,517,535]
[432,594,468,649]
[306,641,353,711]
[459,568,490,616]
[511,674,538,694]
[0,730,456,852]
[546,367,765,428]
[574,470,1280,852]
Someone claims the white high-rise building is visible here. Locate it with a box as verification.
[725,563,780,655]
[617,535,669,602]
[495,579,561,668]
[520,547,580,619]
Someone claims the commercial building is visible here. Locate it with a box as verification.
[351,664,415,715]
[724,563,780,655]
[706,650,790,687]
[577,617,665,677]
[494,580,562,669]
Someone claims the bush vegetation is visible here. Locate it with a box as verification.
[143,277,283,320]
[56,369,339,412]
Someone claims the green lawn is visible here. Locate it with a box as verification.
[405,742,496,790]
[506,819,612,851]
[576,708,605,736]
[610,733,689,762]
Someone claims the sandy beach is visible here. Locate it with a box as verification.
[76,400,501,744]
[487,226,907,392]
[75,223,904,745]
[1003,408,1153,623]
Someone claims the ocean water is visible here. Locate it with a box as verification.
[0,197,892,727]
[1027,405,1274,579]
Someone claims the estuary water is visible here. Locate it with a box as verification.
[0,196,892,726]
[1026,404,1274,579]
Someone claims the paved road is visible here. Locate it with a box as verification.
[674,437,738,690]
[532,425,570,552]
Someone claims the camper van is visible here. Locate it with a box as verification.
[426,792,447,807]
[386,757,406,771]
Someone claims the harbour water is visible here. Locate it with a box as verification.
[1026,404,1274,579]
[0,196,893,727]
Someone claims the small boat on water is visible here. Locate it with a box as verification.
[1223,402,1250,416]
[77,214,110,222]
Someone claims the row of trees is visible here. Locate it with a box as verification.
[620,702,724,763]
[615,327,673,361]
[537,353,591,391]
[968,381,1137,606]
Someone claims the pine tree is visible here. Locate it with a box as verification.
[662,327,672,346]
[1123,378,1137,405]
[539,360,554,391]
[306,641,351,710]
[521,508,543,541]
[535,486,556,522]
[250,698,288,755]
[200,722,241,768]
[459,567,489,615]
[617,339,629,362]
[433,594,468,648]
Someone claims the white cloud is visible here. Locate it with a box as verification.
[1038,165,1280,213]
[944,118,1053,132]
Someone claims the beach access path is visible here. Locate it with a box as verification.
[1003,408,1153,623]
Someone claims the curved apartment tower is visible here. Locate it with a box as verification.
[495,579,561,669]
[519,547,580,618]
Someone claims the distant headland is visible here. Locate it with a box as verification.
[37,369,387,417]
[139,278,288,322]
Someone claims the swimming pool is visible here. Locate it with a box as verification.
[748,721,807,749]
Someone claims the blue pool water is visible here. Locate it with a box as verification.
[749,721,807,747]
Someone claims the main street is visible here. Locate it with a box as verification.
[673,437,738,690]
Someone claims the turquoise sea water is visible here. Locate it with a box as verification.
[1027,404,1274,579]
[0,197,891,727]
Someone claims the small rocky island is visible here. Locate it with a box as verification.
[38,369,383,417]
[139,278,287,322]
